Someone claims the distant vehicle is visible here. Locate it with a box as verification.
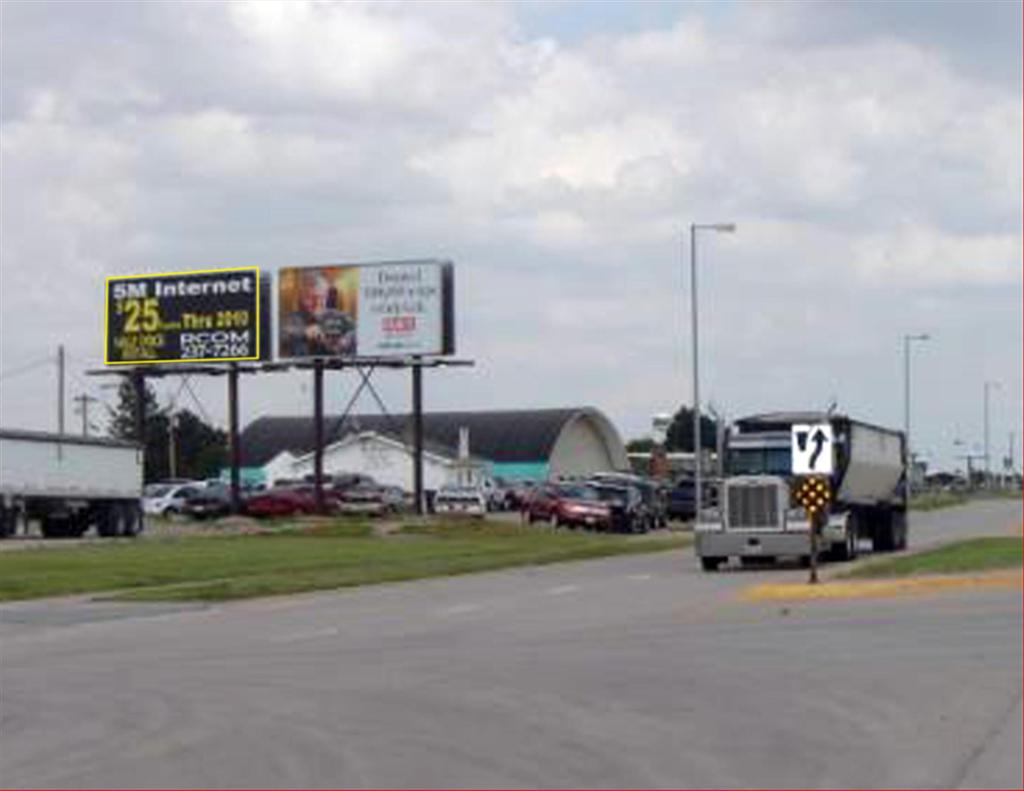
[527,484,615,530]
[589,483,649,533]
[434,487,487,517]
[507,481,538,510]
[696,412,908,571]
[144,482,204,517]
[244,486,321,518]
[182,485,232,520]
[337,483,407,516]
[665,477,716,521]
[589,472,666,530]
[0,429,144,539]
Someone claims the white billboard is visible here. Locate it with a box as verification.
[278,260,455,359]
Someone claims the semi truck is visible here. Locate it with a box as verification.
[0,429,144,539]
[695,411,907,571]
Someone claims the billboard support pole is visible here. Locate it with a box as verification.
[313,359,326,515]
[412,358,424,515]
[132,369,146,479]
[228,362,241,514]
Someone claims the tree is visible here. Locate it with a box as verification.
[624,406,719,454]
[664,405,718,453]
[107,379,227,483]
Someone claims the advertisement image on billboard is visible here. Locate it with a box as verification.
[278,260,454,360]
[105,267,262,365]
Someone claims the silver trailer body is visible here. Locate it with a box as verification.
[0,429,144,538]
[696,412,907,569]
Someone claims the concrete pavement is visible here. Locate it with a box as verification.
[0,499,1020,788]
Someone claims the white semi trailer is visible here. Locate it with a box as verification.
[695,412,907,571]
[0,429,144,538]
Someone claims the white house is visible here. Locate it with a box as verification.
[263,430,489,491]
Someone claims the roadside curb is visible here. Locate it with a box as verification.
[739,569,1022,603]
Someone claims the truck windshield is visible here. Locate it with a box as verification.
[729,447,791,476]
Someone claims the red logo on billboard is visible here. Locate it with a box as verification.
[382,316,416,334]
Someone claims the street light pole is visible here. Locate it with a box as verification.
[902,333,929,479]
[983,380,1001,485]
[689,222,735,524]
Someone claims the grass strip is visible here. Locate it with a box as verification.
[841,536,1022,579]
[0,520,689,602]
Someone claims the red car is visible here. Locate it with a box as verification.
[525,484,613,530]
[244,486,323,518]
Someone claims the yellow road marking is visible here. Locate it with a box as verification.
[740,570,1022,602]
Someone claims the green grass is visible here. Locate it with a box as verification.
[842,536,1022,579]
[910,488,1021,512]
[0,520,690,602]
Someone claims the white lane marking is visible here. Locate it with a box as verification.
[268,626,339,643]
[627,573,653,581]
[545,584,580,595]
[439,603,484,616]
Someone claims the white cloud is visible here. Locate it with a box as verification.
[1,0,1020,471]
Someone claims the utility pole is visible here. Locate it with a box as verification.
[72,393,100,436]
[168,412,179,479]
[983,381,1000,488]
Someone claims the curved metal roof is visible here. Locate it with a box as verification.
[239,408,610,467]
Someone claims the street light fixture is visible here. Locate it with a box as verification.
[689,222,736,523]
[902,333,930,477]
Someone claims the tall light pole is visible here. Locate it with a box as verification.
[902,333,929,479]
[690,222,735,522]
[983,380,1001,485]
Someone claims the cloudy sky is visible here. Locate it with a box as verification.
[1,0,1021,471]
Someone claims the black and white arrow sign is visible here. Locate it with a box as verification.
[792,423,834,475]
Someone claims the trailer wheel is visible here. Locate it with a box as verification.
[873,509,897,553]
[700,557,723,572]
[121,504,144,537]
[0,503,15,538]
[892,511,907,551]
[40,516,75,539]
[96,505,126,537]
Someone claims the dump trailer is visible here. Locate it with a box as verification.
[695,411,907,571]
[0,429,144,538]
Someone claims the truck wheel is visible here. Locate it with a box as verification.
[700,556,723,572]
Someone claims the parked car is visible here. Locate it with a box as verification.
[143,482,204,517]
[337,483,404,516]
[589,482,650,533]
[667,476,718,520]
[589,472,666,530]
[243,486,321,518]
[538,484,615,530]
[523,483,561,523]
[434,487,487,517]
[182,485,232,520]
[507,481,538,511]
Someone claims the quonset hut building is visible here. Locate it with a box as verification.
[237,407,629,490]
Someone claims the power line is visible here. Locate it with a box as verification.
[182,377,216,426]
[0,355,53,381]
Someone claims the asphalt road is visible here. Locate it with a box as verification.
[1,499,1020,789]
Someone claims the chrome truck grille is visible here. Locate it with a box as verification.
[725,481,782,529]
